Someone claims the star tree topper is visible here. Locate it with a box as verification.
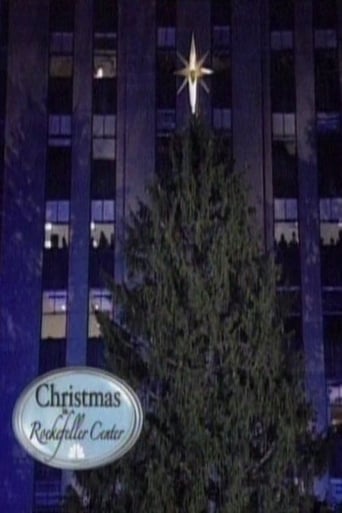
[175,33,213,115]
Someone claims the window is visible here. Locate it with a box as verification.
[87,338,105,367]
[88,289,113,337]
[328,383,342,478]
[212,26,230,49]
[274,198,300,285]
[46,147,71,199]
[92,114,116,159]
[271,51,295,112]
[157,109,176,135]
[211,0,230,26]
[315,30,337,48]
[49,56,72,78]
[320,198,342,285]
[270,31,293,50]
[48,78,73,112]
[93,78,116,114]
[156,136,171,175]
[213,108,231,131]
[41,290,67,339]
[94,0,117,33]
[313,0,337,29]
[156,51,176,108]
[39,339,66,372]
[45,200,70,249]
[49,0,74,31]
[315,49,340,112]
[212,54,231,108]
[272,113,296,139]
[91,159,115,198]
[48,115,71,146]
[317,132,342,196]
[157,27,176,48]
[90,199,115,249]
[42,248,68,289]
[93,114,116,137]
[156,0,176,27]
[270,0,294,30]
[94,34,116,79]
[272,141,297,197]
[50,32,73,54]
[325,318,342,380]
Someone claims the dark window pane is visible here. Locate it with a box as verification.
[324,316,342,379]
[87,338,105,368]
[211,0,230,26]
[272,141,297,197]
[157,51,176,108]
[271,51,295,112]
[270,0,294,29]
[93,78,117,113]
[156,136,171,175]
[46,147,71,199]
[39,338,66,372]
[89,248,114,287]
[0,0,9,45]
[315,50,340,112]
[313,0,337,29]
[212,53,231,108]
[42,249,69,289]
[49,0,74,31]
[284,315,302,351]
[91,159,116,198]
[317,132,342,196]
[156,0,176,26]
[48,78,73,113]
[94,0,117,32]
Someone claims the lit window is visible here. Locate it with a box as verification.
[274,198,299,243]
[274,198,299,286]
[213,108,231,131]
[93,139,115,160]
[272,113,295,139]
[212,26,230,48]
[157,109,176,134]
[45,200,70,249]
[90,200,115,249]
[320,198,342,245]
[41,290,67,339]
[49,56,73,77]
[157,27,176,48]
[271,31,293,50]
[49,115,72,146]
[328,384,342,425]
[93,115,116,137]
[315,29,337,48]
[88,288,113,337]
[50,32,73,54]
[94,33,116,79]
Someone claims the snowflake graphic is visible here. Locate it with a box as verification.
[68,443,85,460]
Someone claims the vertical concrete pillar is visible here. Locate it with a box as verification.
[66,0,93,366]
[295,0,328,498]
[116,0,156,283]
[0,1,49,511]
[231,0,265,236]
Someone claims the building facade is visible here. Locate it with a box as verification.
[0,0,342,511]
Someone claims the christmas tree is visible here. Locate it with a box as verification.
[64,120,323,513]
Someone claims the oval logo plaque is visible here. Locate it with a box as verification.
[12,367,143,469]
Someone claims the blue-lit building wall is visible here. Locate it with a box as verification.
[0,0,342,511]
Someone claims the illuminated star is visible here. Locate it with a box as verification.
[175,33,213,115]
